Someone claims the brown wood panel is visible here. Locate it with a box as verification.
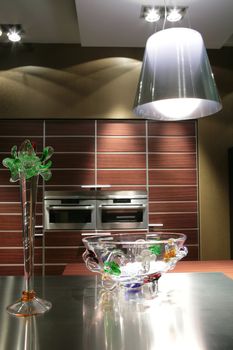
[0,248,42,264]
[148,229,198,245]
[148,121,196,136]
[148,137,196,153]
[63,263,93,276]
[0,171,44,187]
[97,137,146,152]
[0,265,42,276]
[0,187,20,202]
[45,247,85,264]
[149,170,196,185]
[0,231,22,246]
[0,203,21,213]
[45,265,66,275]
[182,245,199,260]
[0,214,42,230]
[149,213,198,229]
[45,120,95,135]
[48,170,95,185]
[0,137,43,152]
[46,137,95,152]
[172,230,198,245]
[0,203,42,214]
[0,171,18,185]
[149,202,197,213]
[0,120,43,136]
[0,231,42,247]
[97,170,146,185]
[148,153,196,169]
[97,121,146,136]
[45,231,83,247]
[52,153,95,169]
[149,186,197,201]
[0,215,22,230]
[97,154,146,169]
[93,186,148,192]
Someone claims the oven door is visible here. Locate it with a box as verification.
[97,199,147,229]
[44,199,96,230]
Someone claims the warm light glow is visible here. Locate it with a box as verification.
[155,98,201,119]
[7,30,21,42]
[145,8,160,22]
[167,8,183,22]
[0,28,2,37]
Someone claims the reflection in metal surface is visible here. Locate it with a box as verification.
[0,274,233,349]
[83,275,205,350]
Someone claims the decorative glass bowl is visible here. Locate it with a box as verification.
[82,232,188,297]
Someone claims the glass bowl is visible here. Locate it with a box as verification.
[82,232,188,297]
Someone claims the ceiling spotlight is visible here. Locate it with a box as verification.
[167,8,184,22]
[0,24,23,42]
[7,29,21,42]
[145,8,161,23]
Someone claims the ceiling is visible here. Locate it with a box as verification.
[0,0,233,49]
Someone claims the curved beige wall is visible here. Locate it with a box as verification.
[0,57,141,119]
[198,67,233,260]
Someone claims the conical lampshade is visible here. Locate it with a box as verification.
[133,27,222,121]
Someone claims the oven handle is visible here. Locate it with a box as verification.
[47,205,95,210]
[99,204,146,210]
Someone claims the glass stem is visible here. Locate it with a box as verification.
[20,175,38,293]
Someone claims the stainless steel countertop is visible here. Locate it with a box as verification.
[0,273,233,350]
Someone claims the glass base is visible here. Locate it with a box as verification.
[6,290,52,317]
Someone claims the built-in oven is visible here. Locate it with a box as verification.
[96,191,148,230]
[44,191,96,230]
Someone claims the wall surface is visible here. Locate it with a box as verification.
[198,49,233,260]
[0,119,198,275]
[0,45,143,119]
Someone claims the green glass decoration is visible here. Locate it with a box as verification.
[2,139,53,182]
[2,139,54,317]
[149,245,162,255]
[104,261,121,276]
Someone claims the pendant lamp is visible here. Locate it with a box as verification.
[133,27,222,120]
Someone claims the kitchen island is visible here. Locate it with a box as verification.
[0,272,233,350]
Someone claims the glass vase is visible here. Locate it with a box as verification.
[6,175,52,317]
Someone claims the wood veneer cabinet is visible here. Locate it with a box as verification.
[0,119,198,275]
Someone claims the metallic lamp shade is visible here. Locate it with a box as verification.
[133,28,222,121]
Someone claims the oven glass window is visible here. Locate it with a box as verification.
[101,209,143,223]
[49,209,92,224]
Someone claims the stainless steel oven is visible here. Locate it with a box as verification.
[44,191,96,230]
[96,191,148,230]
[44,190,148,231]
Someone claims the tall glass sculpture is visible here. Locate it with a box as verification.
[2,139,54,317]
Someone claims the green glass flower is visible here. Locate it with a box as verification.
[2,139,54,182]
[104,261,121,276]
[149,244,162,255]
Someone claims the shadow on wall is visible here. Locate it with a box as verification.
[198,65,233,260]
[0,57,141,119]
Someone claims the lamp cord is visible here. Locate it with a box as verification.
[162,0,167,30]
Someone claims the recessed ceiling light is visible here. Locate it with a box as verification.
[167,8,183,22]
[145,8,161,23]
[7,30,21,42]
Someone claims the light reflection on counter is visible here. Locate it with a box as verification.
[83,274,205,350]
